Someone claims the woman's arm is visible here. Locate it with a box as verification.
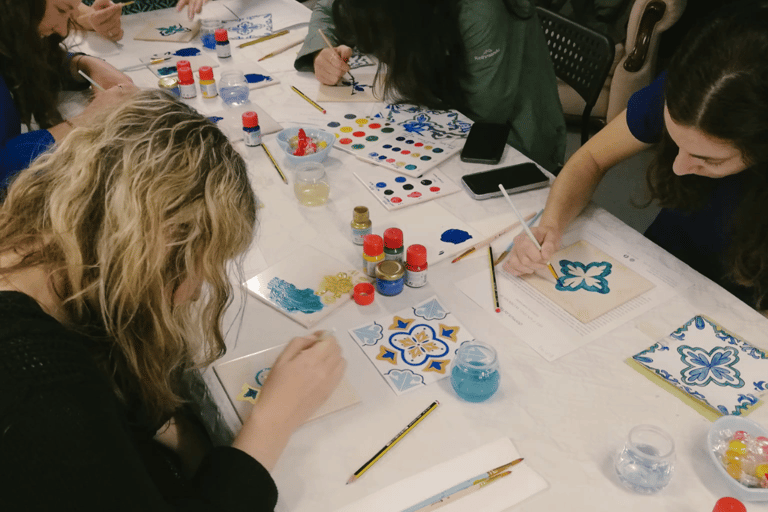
[503,110,652,275]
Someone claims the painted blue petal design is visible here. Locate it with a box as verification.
[352,322,383,346]
[386,369,425,392]
[677,345,744,388]
[267,277,323,314]
[555,260,612,293]
[754,381,768,391]
[389,324,449,366]
[207,116,224,123]
[254,367,270,387]
[413,298,448,321]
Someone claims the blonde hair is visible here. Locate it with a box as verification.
[0,90,257,424]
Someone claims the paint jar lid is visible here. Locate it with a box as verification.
[198,66,214,80]
[353,206,369,223]
[406,244,427,266]
[215,28,229,41]
[375,260,405,281]
[177,66,194,84]
[363,234,383,256]
[176,60,191,69]
[242,111,259,128]
[353,282,375,305]
[712,498,746,512]
[383,228,403,249]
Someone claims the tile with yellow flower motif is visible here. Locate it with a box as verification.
[348,295,476,395]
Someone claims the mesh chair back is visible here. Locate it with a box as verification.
[537,6,615,144]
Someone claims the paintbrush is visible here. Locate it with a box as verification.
[451,212,536,263]
[317,29,355,82]
[119,55,172,72]
[78,70,105,91]
[238,29,289,49]
[493,208,543,266]
[257,39,302,61]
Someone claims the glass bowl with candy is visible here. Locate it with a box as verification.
[276,128,335,166]
[707,415,768,502]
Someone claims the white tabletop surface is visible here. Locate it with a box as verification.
[69,1,768,510]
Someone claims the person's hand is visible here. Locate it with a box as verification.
[313,45,353,85]
[502,225,562,276]
[254,332,346,431]
[74,82,139,126]
[87,0,124,41]
[177,0,210,21]
[79,56,134,90]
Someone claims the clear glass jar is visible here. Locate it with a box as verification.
[219,71,250,107]
[615,424,675,494]
[293,162,330,206]
[450,340,500,402]
[200,19,223,51]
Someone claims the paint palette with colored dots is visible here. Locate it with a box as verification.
[353,169,460,210]
[324,113,460,177]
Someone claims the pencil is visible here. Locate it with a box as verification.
[451,211,536,263]
[257,38,302,61]
[290,86,326,114]
[262,143,288,184]
[317,29,355,82]
[347,400,439,484]
[238,29,289,49]
[488,247,501,313]
[77,70,105,91]
[497,184,558,280]
[493,208,543,266]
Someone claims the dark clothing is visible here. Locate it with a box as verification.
[0,291,277,511]
[82,0,178,14]
[626,73,760,308]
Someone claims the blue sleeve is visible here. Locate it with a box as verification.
[626,71,667,144]
[0,75,55,186]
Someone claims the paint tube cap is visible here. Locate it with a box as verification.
[375,260,404,280]
[177,66,194,85]
[176,60,191,70]
[215,28,229,42]
[198,66,214,80]
[712,498,746,512]
[242,111,259,128]
[363,234,383,256]
[383,228,403,249]
[353,282,375,305]
[406,244,427,267]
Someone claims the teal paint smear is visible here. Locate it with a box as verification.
[267,277,324,314]
[440,229,472,244]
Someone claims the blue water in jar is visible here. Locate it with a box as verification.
[451,342,500,403]
[219,86,250,107]
[201,33,216,50]
[615,443,673,493]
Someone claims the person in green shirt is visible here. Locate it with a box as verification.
[295,0,566,173]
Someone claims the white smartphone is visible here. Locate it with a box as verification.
[460,163,550,200]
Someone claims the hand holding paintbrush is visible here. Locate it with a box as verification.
[314,29,354,85]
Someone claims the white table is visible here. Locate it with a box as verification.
[70,2,768,510]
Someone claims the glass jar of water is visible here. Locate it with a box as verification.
[293,162,330,206]
[615,424,675,494]
[200,19,223,51]
[450,341,500,402]
[219,71,250,107]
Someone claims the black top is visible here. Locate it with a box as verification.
[0,291,278,511]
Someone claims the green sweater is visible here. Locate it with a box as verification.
[295,0,566,172]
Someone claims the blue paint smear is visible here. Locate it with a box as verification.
[174,47,201,56]
[267,277,324,314]
[207,116,224,123]
[440,229,472,244]
[157,66,176,76]
[245,73,272,84]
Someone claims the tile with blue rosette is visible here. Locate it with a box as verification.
[520,240,655,323]
[348,295,475,395]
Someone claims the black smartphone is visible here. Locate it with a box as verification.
[460,122,510,164]
[461,162,550,200]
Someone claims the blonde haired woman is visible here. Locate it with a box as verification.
[0,90,345,510]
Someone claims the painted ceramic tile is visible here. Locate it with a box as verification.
[242,64,280,90]
[134,18,201,43]
[141,48,218,78]
[520,240,655,323]
[213,345,361,423]
[348,52,375,70]
[222,14,273,40]
[369,103,473,146]
[316,69,381,103]
[206,103,282,143]
[244,246,370,328]
[632,315,768,416]
[348,296,475,395]
[353,169,460,210]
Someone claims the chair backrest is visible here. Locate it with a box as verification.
[537,6,615,144]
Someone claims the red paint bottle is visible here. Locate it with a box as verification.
[405,244,428,288]
[383,227,404,263]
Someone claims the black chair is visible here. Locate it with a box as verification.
[537,6,615,145]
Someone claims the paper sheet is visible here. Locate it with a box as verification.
[336,437,547,512]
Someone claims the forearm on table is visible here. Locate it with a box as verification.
[231,401,296,472]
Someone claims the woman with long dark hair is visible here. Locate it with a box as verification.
[503,3,768,310]
[295,0,567,173]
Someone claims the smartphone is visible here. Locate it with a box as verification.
[461,162,550,200]
[460,122,510,164]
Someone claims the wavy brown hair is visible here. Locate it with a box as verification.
[646,6,768,307]
[0,0,72,128]
[0,90,257,425]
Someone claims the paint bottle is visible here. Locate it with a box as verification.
[350,206,372,245]
[198,66,217,98]
[241,111,261,147]
[712,498,745,512]
[215,28,231,59]
[175,59,191,70]
[383,228,404,263]
[177,66,196,99]
[362,234,384,278]
[405,244,428,288]
[375,260,405,296]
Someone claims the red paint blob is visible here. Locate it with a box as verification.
[401,150,410,155]
[352,131,365,137]
[414,142,424,147]
[407,192,422,198]
[339,138,353,144]
[391,197,402,203]
[429,186,440,192]
[386,158,395,163]
[368,123,381,129]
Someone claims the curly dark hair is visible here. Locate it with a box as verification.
[646,4,768,306]
[0,0,71,128]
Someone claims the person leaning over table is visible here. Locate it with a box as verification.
[0,0,136,187]
[294,0,567,174]
[502,4,768,312]
[0,89,346,511]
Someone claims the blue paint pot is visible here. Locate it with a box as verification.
[451,341,500,402]
[375,260,405,296]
